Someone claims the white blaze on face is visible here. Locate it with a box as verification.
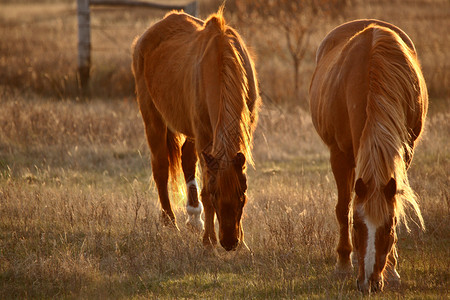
[363,216,377,285]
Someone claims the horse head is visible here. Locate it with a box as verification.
[352,177,399,293]
[203,152,248,251]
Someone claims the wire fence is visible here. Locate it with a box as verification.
[76,0,197,88]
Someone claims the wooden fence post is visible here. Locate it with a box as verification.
[76,0,197,91]
[77,0,91,91]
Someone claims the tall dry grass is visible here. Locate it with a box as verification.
[0,0,449,298]
[0,90,448,298]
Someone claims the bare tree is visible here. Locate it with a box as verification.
[235,0,348,103]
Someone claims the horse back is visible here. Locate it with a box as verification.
[132,11,260,145]
[309,19,425,160]
[315,19,415,64]
[133,12,201,57]
[132,12,208,137]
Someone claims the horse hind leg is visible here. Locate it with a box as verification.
[139,101,179,229]
[181,139,204,232]
[150,131,179,228]
[330,146,355,276]
[134,60,179,228]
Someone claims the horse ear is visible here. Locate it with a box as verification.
[202,151,219,173]
[355,178,367,198]
[384,177,397,201]
[233,152,246,170]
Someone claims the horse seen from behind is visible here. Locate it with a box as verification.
[132,9,260,251]
[309,19,428,293]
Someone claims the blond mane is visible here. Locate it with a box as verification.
[204,11,253,166]
[200,10,254,198]
[355,25,427,229]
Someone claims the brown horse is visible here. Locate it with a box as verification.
[310,20,428,293]
[131,9,260,251]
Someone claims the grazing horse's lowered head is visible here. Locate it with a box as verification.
[352,177,400,292]
[203,152,248,251]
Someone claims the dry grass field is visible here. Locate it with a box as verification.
[0,0,449,298]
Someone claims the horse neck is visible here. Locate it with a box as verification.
[210,31,252,166]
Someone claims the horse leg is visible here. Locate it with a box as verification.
[201,180,217,248]
[330,146,355,276]
[139,100,177,229]
[150,131,178,228]
[182,139,204,231]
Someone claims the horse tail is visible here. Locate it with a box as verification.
[166,130,184,197]
[358,24,425,230]
[166,129,183,185]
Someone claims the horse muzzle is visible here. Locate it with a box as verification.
[219,223,242,251]
[220,236,239,251]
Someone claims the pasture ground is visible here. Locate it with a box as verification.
[1,0,449,298]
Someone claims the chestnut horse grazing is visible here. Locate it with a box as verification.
[310,20,427,293]
[132,10,260,251]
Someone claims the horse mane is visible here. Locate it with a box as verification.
[208,11,252,165]
[355,24,426,230]
[203,9,254,198]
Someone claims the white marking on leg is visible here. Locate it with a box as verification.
[186,199,203,215]
[363,216,377,286]
[186,179,204,231]
[186,200,204,231]
[186,178,202,215]
[187,179,198,189]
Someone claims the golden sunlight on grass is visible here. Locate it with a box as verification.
[0,0,448,298]
[0,94,448,298]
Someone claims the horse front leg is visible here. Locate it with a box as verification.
[330,146,355,276]
[139,98,177,229]
[149,137,178,229]
[201,187,217,248]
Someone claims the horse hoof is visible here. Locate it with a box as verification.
[186,216,204,232]
[334,262,353,278]
[160,213,180,231]
[202,235,217,250]
[166,222,180,231]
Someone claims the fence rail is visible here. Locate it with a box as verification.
[77,0,198,90]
